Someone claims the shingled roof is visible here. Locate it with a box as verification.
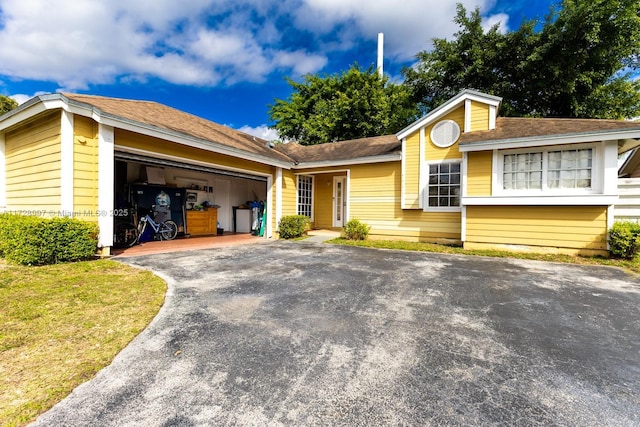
[275,135,401,164]
[61,93,295,164]
[460,117,640,145]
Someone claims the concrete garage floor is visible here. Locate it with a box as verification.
[32,241,640,426]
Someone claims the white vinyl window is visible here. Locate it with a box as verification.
[426,161,461,209]
[501,147,593,192]
[297,175,314,218]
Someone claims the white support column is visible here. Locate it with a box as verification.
[275,167,283,230]
[345,169,351,221]
[266,174,273,238]
[489,105,497,130]
[98,124,114,249]
[603,140,619,195]
[60,110,74,216]
[418,127,425,209]
[0,132,5,211]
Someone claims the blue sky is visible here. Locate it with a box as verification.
[0,0,556,140]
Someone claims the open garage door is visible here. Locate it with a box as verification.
[114,151,270,239]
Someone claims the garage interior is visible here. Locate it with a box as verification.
[114,155,268,243]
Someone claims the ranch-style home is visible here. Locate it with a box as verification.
[1,89,639,256]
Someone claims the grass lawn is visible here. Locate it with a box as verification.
[328,238,640,274]
[0,259,166,427]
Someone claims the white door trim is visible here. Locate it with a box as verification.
[333,176,346,228]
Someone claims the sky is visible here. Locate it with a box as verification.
[0,0,557,140]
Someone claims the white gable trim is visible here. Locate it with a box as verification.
[397,89,502,140]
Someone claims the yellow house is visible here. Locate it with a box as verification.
[1,89,639,256]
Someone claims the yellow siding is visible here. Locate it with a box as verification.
[115,129,273,176]
[466,151,493,196]
[281,169,297,218]
[465,206,608,256]
[349,162,461,242]
[470,101,490,131]
[5,111,61,212]
[425,106,464,162]
[403,131,421,208]
[74,116,99,218]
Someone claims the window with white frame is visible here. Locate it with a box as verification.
[501,147,593,192]
[427,161,461,208]
[297,175,313,218]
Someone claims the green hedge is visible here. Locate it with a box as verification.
[344,218,371,241]
[608,221,640,259]
[0,214,98,265]
[278,215,309,239]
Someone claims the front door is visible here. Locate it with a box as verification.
[333,176,346,228]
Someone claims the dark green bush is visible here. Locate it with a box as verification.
[608,221,640,259]
[344,218,371,241]
[0,214,98,265]
[278,215,309,239]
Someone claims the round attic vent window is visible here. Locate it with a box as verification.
[430,120,461,148]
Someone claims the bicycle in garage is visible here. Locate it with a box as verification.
[114,211,178,248]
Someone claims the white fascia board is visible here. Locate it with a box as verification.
[462,195,618,206]
[293,153,401,169]
[459,130,640,152]
[0,102,49,132]
[396,90,502,139]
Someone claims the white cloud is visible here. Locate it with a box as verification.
[0,0,328,89]
[294,0,498,60]
[482,13,510,33]
[0,0,504,89]
[237,124,280,141]
[10,94,33,105]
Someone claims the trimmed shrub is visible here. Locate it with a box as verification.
[343,218,371,241]
[608,221,640,259]
[278,215,309,239]
[0,214,98,265]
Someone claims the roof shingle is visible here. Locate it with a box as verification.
[460,117,640,145]
[62,93,294,164]
[274,135,401,164]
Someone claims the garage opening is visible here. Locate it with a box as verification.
[113,152,268,245]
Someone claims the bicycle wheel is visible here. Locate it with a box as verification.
[159,220,178,240]
[114,222,139,248]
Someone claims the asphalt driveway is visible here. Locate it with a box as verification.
[32,241,640,426]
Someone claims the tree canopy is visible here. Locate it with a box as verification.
[268,64,419,145]
[403,1,640,119]
[0,94,18,116]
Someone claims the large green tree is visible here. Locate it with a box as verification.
[0,94,18,116]
[403,1,640,119]
[269,64,419,145]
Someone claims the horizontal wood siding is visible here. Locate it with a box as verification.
[466,205,608,253]
[615,178,640,221]
[466,151,493,196]
[425,106,464,162]
[350,162,461,241]
[115,129,273,176]
[74,116,99,217]
[5,111,61,211]
[470,101,490,131]
[403,132,420,208]
[281,169,297,217]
